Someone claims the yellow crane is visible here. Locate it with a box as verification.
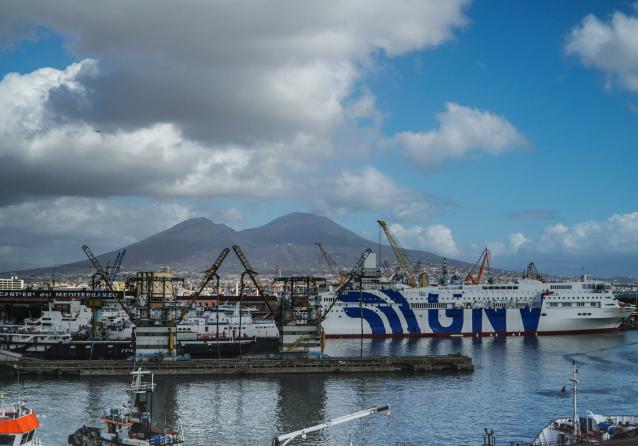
[377,220,418,287]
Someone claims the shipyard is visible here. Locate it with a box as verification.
[2,1,638,445]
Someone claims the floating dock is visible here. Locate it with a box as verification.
[4,354,473,376]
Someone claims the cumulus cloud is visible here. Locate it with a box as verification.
[0,1,472,215]
[1,1,470,145]
[484,212,638,275]
[388,222,460,257]
[566,10,638,92]
[394,102,527,168]
[312,165,433,221]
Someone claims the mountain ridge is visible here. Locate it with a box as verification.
[7,212,467,277]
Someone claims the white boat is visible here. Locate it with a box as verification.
[320,274,632,337]
[0,300,92,354]
[176,303,279,340]
[531,362,638,445]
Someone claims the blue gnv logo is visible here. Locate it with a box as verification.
[340,291,541,335]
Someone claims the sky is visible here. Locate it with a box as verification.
[0,0,636,276]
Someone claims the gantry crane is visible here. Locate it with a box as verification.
[175,248,230,324]
[82,245,135,320]
[320,248,372,320]
[83,244,229,325]
[464,247,492,285]
[314,242,339,277]
[232,244,277,318]
[377,220,417,286]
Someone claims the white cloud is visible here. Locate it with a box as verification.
[0,0,470,154]
[0,1,472,217]
[388,222,460,257]
[482,212,638,275]
[312,165,433,222]
[566,11,638,92]
[394,102,527,168]
[534,212,638,255]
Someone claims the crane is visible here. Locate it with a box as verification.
[272,405,390,446]
[465,247,492,285]
[82,245,135,321]
[232,245,277,318]
[175,248,230,324]
[320,248,372,320]
[377,220,417,286]
[314,242,339,277]
[109,249,126,282]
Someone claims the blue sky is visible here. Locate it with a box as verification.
[0,1,636,276]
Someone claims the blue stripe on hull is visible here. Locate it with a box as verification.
[343,307,386,335]
[376,306,404,335]
[380,290,421,334]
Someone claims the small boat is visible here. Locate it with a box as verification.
[531,361,638,445]
[68,368,184,446]
[0,394,41,446]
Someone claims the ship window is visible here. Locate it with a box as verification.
[0,435,14,445]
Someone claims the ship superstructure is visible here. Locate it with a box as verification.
[320,274,632,337]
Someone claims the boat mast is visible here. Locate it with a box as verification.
[571,360,580,438]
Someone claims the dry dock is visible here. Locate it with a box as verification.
[4,354,473,376]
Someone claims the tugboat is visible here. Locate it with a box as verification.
[531,361,638,445]
[0,394,41,446]
[68,368,184,446]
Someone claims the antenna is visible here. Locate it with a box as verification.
[570,360,580,438]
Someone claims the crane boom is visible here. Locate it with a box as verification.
[109,249,126,282]
[377,220,416,286]
[465,247,491,285]
[176,248,230,324]
[272,405,390,446]
[314,242,338,277]
[320,248,372,320]
[82,245,135,320]
[232,245,277,317]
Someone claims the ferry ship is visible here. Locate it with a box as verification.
[320,274,633,338]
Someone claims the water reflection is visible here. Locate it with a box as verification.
[1,331,636,445]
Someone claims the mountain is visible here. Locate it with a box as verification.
[11,212,467,277]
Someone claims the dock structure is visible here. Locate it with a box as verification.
[5,354,473,377]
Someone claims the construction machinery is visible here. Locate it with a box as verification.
[320,248,372,319]
[82,244,229,357]
[523,262,543,281]
[377,220,419,286]
[314,242,339,277]
[464,247,493,285]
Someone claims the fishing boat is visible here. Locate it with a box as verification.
[530,362,638,445]
[0,395,41,446]
[68,368,184,446]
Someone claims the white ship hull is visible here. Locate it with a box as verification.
[320,279,632,338]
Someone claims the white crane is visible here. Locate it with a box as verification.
[272,405,390,446]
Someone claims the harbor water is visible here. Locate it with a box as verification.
[3,331,638,446]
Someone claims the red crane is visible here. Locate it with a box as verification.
[465,247,492,285]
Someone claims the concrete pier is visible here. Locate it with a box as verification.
[5,354,473,376]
